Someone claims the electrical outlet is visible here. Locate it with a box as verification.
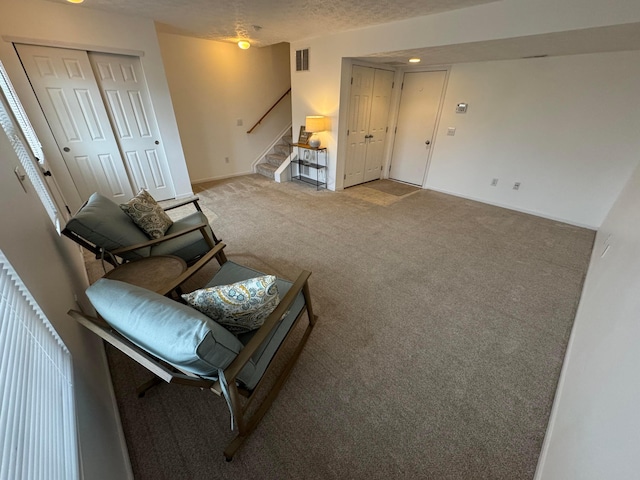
[513,182,521,190]
[447,127,456,136]
[491,178,498,186]
[225,157,230,163]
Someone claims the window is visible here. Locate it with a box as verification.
[0,61,65,231]
[0,251,79,479]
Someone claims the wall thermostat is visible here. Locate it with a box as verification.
[456,103,468,113]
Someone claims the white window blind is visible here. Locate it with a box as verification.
[0,61,64,230]
[0,252,79,480]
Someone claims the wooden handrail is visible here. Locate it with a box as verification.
[246,88,291,134]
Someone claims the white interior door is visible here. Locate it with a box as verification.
[390,70,447,186]
[344,66,374,188]
[363,69,394,182]
[89,53,175,200]
[16,44,134,203]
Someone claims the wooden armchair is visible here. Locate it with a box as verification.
[62,192,226,266]
[68,244,316,461]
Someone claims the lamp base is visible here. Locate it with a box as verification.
[308,134,321,148]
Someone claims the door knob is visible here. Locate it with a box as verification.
[155,140,160,145]
[425,140,431,145]
[63,147,70,152]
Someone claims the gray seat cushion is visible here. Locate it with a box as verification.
[204,262,306,390]
[86,278,256,382]
[65,192,151,260]
[151,211,215,263]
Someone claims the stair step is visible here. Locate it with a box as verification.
[274,143,290,155]
[256,162,277,179]
[282,135,293,145]
[266,152,286,167]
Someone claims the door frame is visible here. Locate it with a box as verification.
[336,59,400,191]
[336,59,450,191]
[385,66,450,188]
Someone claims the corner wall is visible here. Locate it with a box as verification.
[535,158,640,479]
[157,34,291,183]
[426,51,640,228]
[290,0,640,228]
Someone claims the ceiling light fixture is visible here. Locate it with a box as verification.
[409,58,421,63]
[238,40,251,50]
[66,0,84,3]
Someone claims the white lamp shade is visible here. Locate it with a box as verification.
[305,115,326,133]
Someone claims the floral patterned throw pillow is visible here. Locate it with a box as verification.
[181,276,280,334]
[120,189,173,239]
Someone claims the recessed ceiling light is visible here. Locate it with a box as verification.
[409,58,421,63]
[67,0,84,3]
[238,40,251,50]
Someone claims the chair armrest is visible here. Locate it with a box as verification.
[67,309,215,389]
[222,270,312,382]
[155,242,227,296]
[110,221,210,255]
[162,196,202,212]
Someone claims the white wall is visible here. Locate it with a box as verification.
[290,0,640,227]
[426,52,640,228]
[0,128,131,478]
[535,158,640,479]
[157,34,291,183]
[0,0,193,211]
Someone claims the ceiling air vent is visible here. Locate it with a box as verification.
[296,49,309,71]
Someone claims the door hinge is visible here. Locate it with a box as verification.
[394,126,397,134]
[65,205,71,215]
[392,81,395,89]
[401,82,404,90]
[351,77,353,85]
[385,126,388,133]
[347,129,350,135]
[344,174,347,180]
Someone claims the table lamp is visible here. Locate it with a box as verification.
[305,115,326,148]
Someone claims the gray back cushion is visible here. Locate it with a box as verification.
[86,278,256,380]
[66,192,151,259]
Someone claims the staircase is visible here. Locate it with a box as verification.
[255,129,293,180]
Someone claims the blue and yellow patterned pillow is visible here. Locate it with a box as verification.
[181,276,280,334]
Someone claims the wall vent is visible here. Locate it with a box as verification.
[296,49,309,71]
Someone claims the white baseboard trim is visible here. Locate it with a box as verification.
[191,171,253,184]
[425,186,598,230]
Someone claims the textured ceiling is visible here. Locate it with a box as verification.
[48,0,500,46]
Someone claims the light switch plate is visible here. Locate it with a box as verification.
[447,127,456,136]
[456,103,468,113]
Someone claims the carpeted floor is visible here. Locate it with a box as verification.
[358,179,421,196]
[101,174,595,479]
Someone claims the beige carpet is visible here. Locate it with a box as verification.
[359,179,421,196]
[102,174,594,479]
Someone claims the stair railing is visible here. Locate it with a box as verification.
[246,88,291,134]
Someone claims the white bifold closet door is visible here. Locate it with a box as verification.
[16,44,175,204]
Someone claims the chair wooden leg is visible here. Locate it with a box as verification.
[215,249,228,265]
[137,376,163,398]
